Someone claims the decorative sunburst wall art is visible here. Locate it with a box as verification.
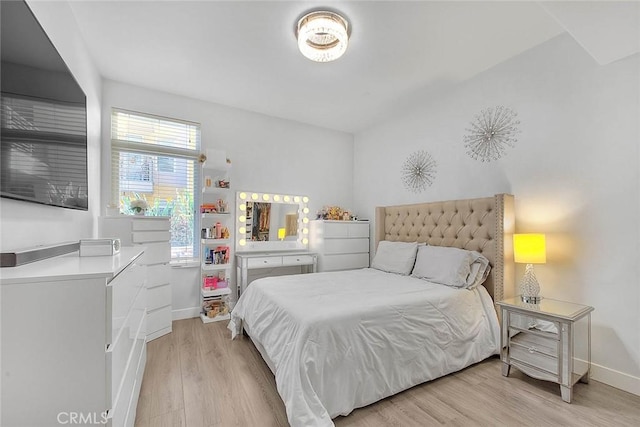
[401,150,437,193]
[463,106,521,162]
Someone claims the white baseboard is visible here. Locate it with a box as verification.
[576,358,640,396]
[172,307,200,320]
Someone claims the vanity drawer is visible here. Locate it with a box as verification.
[510,332,558,375]
[282,255,314,266]
[247,257,283,269]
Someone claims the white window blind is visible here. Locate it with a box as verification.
[111,109,200,259]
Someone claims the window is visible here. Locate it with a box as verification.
[111,109,200,259]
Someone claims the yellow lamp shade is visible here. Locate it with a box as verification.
[513,234,546,264]
[278,228,286,240]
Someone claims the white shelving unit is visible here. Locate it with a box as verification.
[200,287,232,323]
[199,156,234,323]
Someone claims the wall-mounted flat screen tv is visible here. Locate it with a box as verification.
[1,0,88,210]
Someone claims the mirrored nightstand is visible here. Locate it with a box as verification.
[496,297,594,403]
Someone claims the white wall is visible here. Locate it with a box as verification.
[353,34,640,394]
[101,81,353,316]
[0,1,102,251]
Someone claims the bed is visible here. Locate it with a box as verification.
[229,194,515,427]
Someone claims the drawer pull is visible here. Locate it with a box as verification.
[529,346,537,353]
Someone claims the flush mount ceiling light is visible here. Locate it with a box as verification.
[296,10,349,62]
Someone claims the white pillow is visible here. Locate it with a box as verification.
[411,245,490,289]
[371,241,418,275]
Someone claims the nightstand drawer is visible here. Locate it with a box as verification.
[510,333,558,375]
[511,331,557,357]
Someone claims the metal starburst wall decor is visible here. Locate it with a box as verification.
[463,106,521,162]
[401,150,437,193]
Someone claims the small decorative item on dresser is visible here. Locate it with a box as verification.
[317,205,349,220]
[129,199,148,215]
[513,233,546,303]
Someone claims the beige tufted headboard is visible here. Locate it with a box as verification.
[374,194,515,302]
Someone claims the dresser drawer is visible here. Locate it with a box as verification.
[147,283,171,311]
[324,238,369,254]
[147,264,171,287]
[132,230,171,243]
[147,305,172,335]
[282,254,314,266]
[321,253,369,271]
[131,218,170,231]
[510,332,558,375]
[109,285,145,408]
[136,242,171,264]
[109,263,145,344]
[247,256,283,269]
[110,327,145,427]
[346,223,369,238]
[323,222,369,238]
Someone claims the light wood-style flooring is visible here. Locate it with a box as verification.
[135,318,640,427]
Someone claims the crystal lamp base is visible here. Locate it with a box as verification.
[519,263,542,304]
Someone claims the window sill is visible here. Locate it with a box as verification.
[170,259,200,269]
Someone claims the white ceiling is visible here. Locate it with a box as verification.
[66,1,639,134]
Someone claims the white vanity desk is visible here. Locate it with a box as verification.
[236,251,317,296]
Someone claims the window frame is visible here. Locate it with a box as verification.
[110,108,201,260]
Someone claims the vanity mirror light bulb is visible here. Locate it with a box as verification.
[239,215,246,223]
[302,228,309,234]
[239,192,247,200]
[251,193,258,200]
[294,196,301,203]
[239,239,246,246]
[303,207,309,214]
[303,196,309,203]
[302,238,309,245]
[263,194,270,201]
[284,196,291,202]
[303,218,309,224]
[239,226,246,234]
[273,195,281,201]
[239,204,246,211]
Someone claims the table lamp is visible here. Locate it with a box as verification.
[513,233,546,303]
[278,227,286,241]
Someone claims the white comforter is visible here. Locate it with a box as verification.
[228,268,500,427]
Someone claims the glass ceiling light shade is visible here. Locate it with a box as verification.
[296,11,349,62]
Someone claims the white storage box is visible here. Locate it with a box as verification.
[79,238,121,257]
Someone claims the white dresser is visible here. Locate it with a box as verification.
[0,247,146,427]
[100,216,172,341]
[309,220,370,272]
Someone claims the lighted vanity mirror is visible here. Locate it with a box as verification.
[236,191,310,252]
